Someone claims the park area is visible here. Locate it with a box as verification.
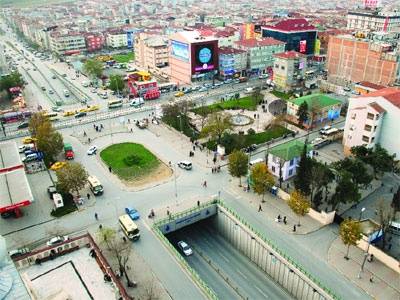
[113,52,135,63]
[100,143,171,187]
[192,96,258,116]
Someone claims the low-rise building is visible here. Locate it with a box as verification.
[134,33,169,70]
[273,51,307,92]
[347,9,400,32]
[343,87,400,157]
[235,38,285,76]
[267,140,313,181]
[50,32,86,55]
[85,33,105,52]
[106,30,128,48]
[218,46,247,79]
[286,93,342,128]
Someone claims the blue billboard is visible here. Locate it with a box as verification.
[171,40,189,62]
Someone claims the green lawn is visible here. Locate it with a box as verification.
[100,143,159,180]
[271,90,292,100]
[192,96,258,116]
[113,53,135,63]
[245,126,292,145]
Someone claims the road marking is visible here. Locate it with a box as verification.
[220,253,230,263]
[236,269,247,279]
[255,285,269,298]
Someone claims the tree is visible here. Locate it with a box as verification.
[250,163,275,202]
[296,101,308,126]
[83,59,103,80]
[339,218,362,260]
[97,227,134,287]
[333,158,373,189]
[108,74,124,93]
[201,112,232,144]
[309,159,334,209]
[288,190,311,226]
[294,143,312,196]
[308,96,322,129]
[351,144,395,177]
[330,171,361,211]
[376,199,396,250]
[228,150,248,186]
[56,162,88,197]
[0,71,24,98]
[392,186,400,212]
[251,87,263,105]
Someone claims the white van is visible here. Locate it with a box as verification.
[22,153,38,162]
[88,176,104,195]
[130,97,144,108]
[389,221,400,236]
[82,81,89,87]
[178,161,192,170]
[249,158,264,166]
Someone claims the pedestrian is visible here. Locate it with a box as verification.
[130,128,133,132]
[99,224,102,230]
[388,244,392,250]
[83,131,87,137]
[122,236,127,243]
[108,166,112,173]
[369,276,374,283]
[293,225,296,232]
[277,214,281,222]
[95,213,98,220]
[197,200,200,207]
[193,145,195,151]
[258,204,262,212]
[213,157,217,164]
[93,124,96,129]
[368,254,374,262]
[203,180,207,187]
[87,193,90,200]
[88,137,91,143]
[101,124,104,129]
[212,167,214,173]
[283,216,287,224]
[217,166,221,172]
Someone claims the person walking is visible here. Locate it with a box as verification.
[258,204,263,212]
[283,216,287,225]
[87,193,90,200]
[203,180,207,187]
[293,225,296,232]
[94,213,98,220]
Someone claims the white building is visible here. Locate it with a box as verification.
[106,31,128,48]
[343,87,400,157]
[49,32,86,55]
[347,10,400,32]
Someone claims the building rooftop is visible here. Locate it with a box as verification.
[0,142,22,170]
[235,37,284,48]
[288,93,342,108]
[360,87,400,109]
[274,50,305,60]
[269,140,312,162]
[219,46,246,55]
[356,81,387,91]
[262,18,316,32]
[171,30,218,43]
[368,102,386,114]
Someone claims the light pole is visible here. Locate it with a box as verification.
[173,163,178,200]
[358,207,366,221]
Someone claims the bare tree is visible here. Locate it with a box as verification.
[376,199,396,250]
[143,278,160,300]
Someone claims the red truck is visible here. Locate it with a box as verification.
[64,143,74,160]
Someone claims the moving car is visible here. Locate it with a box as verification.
[90,88,97,93]
[87,105,100,112]
[174,91,184,97]
[52,75,57,79]
[198,86,208,92]
[125,207,140,220]
[48,90,54,94]
[22,153,39,163]
[9,248,30,259]
[63,111,75,117]
[74,112,87,118]
[47,235,69,246]
[50,161,67,171]
[177,241,193,256]
[130,97,144,108]
[87,146,97,155]
[41,86,46,91]
[319,125,332,135]
[18,144,34,153]
[243,144,257,153]
[178,161,192,170]
[259,74,268,79]
[63,90,70,97]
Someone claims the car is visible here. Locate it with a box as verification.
[343,87,351,92]
[18,145,29,153]
[46,235,69,247]
[63,111,75,117]
[177,241,193,256]
[52,75,57,79]
[50,161,67,171]
[82,81,89,87]
[79,107,88,113]
[9,248,30,259]
[198,86,208,92]
[87,105,100,112]
[319,125,332,135]
[47,185,57,199]
[178,161,192,170]
[22,153,39,163]
[48,89,54,94]
[311,137,325,144]
[1,210,17,219]
[22,137,37,144]
[17,122,29,129]
[41,86,46,91]
[87,146,97,155]
[125,207,140,220]
[259,74,269,79]
[74,112,87,118]
[90,88,97,93]
[62,74,67,77]
[32,68,36,71]
[130,97,144,108]
[224,79,232,84]
[244,144,257,153]
[214,82,223,87]
[174,91,184,97]
[52,106,62,112]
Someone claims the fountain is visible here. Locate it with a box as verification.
[230,113,252,126]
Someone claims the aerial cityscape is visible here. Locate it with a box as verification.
[0,0,399,299]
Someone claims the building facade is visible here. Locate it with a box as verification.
[106,31,128,48]
[135,33,169,70]
[343,87,400,157]
[273,51,307,92]
[49,32,86,55]
[85,33,105,52]
[347,10,400,32]
[235,38,285,76]
[262,19,317,55]
[218,46,247,79]
[326,35,399,86]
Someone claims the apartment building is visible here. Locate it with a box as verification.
[85,33,105,52]
[235,38,285,76]
[347,10,400,32]
[326,35,399,86]
[218,46,247,79]
[50,32,86,55]
[134,33,169,70]
[106,31,128,48]
[273,51,307,92]
[343,87,400,157]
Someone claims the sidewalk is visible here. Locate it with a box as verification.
[328,237,400,300]
[224,180,323,234]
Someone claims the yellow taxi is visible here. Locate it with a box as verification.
[22,137,37,144]
[63,111,75,117]
[79,107,88,113]
[50,161,67,171]
[174,91,184,97]
[87,105,100,112]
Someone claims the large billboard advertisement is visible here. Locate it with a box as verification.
[191,41,218,74]
[171,40,189,62]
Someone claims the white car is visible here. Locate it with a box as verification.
[47,235,69,246]
[87,146,98,155]
[9,247,30,258]
[177,161,192,170]
[177,241,193,256]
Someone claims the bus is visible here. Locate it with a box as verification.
[119,214,140,240]
[88,175,104,196]
[0,111,32,123]
[43,112,58,119]
[158,82,177,93]
[108,99,123,109]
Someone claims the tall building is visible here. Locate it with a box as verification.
[135,33,169,70]
[106,30,128,48]
[273,51,307,92]
[343,88,400,157]
[326,35,400,86]
[169,31,219,84]
[262,19,317,55]
[347,10,400,32]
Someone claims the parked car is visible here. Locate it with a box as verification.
[244,144,257,153]
[52,106,62,112]
[198,86,208,92]
[9,248,30,259]
[47,235,69,246]
[41,86,46,91]
[48,89,54,94]
[178,161,192,170]
[174,91,184,97]
[87,105,100,112]
[22,153,39,163]
[52,75,57,79]
[125,207,140,220]
[319,125,332,135]
[63,111,75,117]
[1,210,16,219]
[130,97,145,108]
[17,122,29,129]
[259,74,269,79]
[50,161,67,171]
[74,112,87,118]
[177,241,193,256]
[87,146,97,155]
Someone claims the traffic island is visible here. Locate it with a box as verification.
[100,142,172,189]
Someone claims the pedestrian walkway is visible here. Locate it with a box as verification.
[328,237,400,300]
[224,181,323,234]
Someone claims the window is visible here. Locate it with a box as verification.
[364,124,372,132]
[351,113,356,119]
[272,166,276,172]
[371,137,375,143]
[374,126,377,132]
[362,135,369,142]
[367,113,374,120]
[375,114,380,120]
[289,159,294,166]
[281,66,285,70]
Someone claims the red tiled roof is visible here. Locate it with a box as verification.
[361,87,400,109]
[274,51,305,59]
[263,18,316,32]
[219,46,246,55]
[357,81,386,91]
[235,37,284,48]
[368,102,386,113]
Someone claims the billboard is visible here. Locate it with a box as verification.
[171,40,189,62]
[299,40,307,53]
[192,41,218,74]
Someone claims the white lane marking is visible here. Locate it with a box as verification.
[220,253,230,263]
[236,269,248,279]
[255,285,269,299]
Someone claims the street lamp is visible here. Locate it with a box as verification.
[358,207,366,221]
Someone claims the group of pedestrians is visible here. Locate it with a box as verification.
[211,166,221,173]
[258,205,294,229]
[93,123,104,132]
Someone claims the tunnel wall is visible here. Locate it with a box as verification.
[213,205,335,300]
